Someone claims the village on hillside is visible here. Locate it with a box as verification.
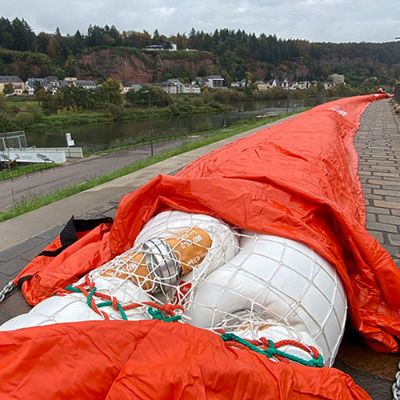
[0,73,345,97]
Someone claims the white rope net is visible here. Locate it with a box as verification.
[0,211,347,366]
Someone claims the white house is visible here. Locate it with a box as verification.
[324,81,336,90]
[64,77,77,87]
[145,42,177,52]
[205,75,224,89]
[182,84,201,94]
[297,81,311,90]
[75,80,97,90]
[267,79,280,89]
[120,81,142,94]
[161,79,185,94]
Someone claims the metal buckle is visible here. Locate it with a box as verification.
[0,281,15,303]
[143,238,180,296]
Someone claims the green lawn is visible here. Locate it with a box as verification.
[0,163,58,182]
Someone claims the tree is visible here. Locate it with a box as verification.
[126,86,170,107]
[101,79,123,105]
[47,36,63,59]
[10,18,36,51]
[35,88,48,105]
[3,83,13,96]
[37,32,50,53]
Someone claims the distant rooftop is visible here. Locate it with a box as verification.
[0,76,23,83]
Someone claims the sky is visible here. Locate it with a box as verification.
[0,0,399,43]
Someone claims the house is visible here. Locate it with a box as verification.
[205,75,224,89]
[25,77,62,95]
[281,79,291,90]
[144,42,177,52]
[324,81,335,90]
[253,80,269,91]
[46,76,61,94]
[230,79,247,88]
[161,79,185,94]
[64,77,77,87]
[121,81,142,94]
[297,81,311,90]
[266,79,280,89]
[0,76,25,96]
[193,77,206,86]
[182,84,201,94]
[75,80,97,90]
[144,44,164,51]
[26,78,47,95]
[328,74,345,85]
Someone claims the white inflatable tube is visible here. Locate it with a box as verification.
[0,276,151,330]
[1,211,346,368]
[134,210,239,277]
[1,211,239,331]
[187,232,347,366]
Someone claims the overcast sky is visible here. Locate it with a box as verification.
[0,0,399,43]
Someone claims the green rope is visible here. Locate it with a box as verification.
[86,286,97,308]
[117,302,128,321]
[97,301,113,308]
[91,300,128,320]
[64,285,81,293]
[148,307,181,323]
[64,285,179,323]
[221,332,324,368]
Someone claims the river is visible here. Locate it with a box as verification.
[26,97,328,153]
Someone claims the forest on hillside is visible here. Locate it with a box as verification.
[1,17,400,87]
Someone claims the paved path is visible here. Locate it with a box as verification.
[0,101,399,398]
[335,98,400,399]
[0,137,196,210]
[357,99,400,266]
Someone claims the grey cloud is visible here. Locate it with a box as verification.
[0,0,399,42]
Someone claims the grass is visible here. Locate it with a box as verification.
[7,98,41,111]
[0,112,297,222]
[31,112,110,130]
[0,163,58,182]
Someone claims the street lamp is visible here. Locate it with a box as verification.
[142,90,154,156]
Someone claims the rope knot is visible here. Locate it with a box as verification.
[221,332,324,368]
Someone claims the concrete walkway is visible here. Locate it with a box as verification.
[0,100,399,399]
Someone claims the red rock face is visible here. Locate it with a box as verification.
[75,49,216,83]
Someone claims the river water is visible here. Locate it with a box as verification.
[26,97,328,153]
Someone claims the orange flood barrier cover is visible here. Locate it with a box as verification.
[4,93,397,399]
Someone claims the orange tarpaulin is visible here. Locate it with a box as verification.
[7,93,399,399]
[16,94,400,352]
[108,93,400,353]
[0,320,370,399]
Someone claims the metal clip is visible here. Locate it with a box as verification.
[393,364,400,400]
[0,281,15,303]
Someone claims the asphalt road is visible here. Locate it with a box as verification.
[0,138,194,211]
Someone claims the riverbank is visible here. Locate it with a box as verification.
[29,102,231,130]
[4,85,363,135]
[0,113,296,221]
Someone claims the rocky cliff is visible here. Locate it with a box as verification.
[75,49,216,83]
